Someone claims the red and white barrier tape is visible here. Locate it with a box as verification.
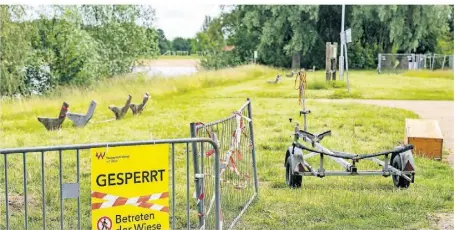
[194,122,221,158]
[229,155,240,175]
[196,192,205,205]
[196,111,252,229]
[91,191,168,212]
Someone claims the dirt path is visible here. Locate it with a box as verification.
[314,99,454,165]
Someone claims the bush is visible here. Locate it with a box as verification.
[200,51,245,70]
[1,6,160,97]
[330,80,347,88]
[308,80,329,90]
[31,18,107,88]
[306,80,347,90]
[22,64,53,95]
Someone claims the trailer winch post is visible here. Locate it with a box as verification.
[304,113,308,132]
[384,154,389,175]
[301,105,309,133]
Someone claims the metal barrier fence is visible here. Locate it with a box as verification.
[190,98,258,230]
[163,50,190,56]
[0,138,222,230]
[378,53,454,73]
[377,54,410,74]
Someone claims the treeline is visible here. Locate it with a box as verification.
[1,5,159,96]
[156,29,192,54]
[197,5,454,70]
[2,5,453,95]
[156,16,222,55]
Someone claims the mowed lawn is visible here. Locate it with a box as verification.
[0,65,453,229]
[201,69,453,101]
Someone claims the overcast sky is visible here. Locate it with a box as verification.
[153,4,223,40]
[23,5,225,40]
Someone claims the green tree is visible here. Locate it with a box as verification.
[351,5,451,53]
[435,6,454,54]
[218,5,453,70]
[156,28,171,54]
[191,15,225,54]
[1,5,159,96]
[0,6,35,95]
[80,5,159,76]
[31,15,105,86]
[172,37,191,52]
[227,5,319,68]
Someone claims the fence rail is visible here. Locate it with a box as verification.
[377,53,454,74]
[191,98,258,230]
[1,138,222,229]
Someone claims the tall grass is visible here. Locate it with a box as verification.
[0,65,278,123]
[307,80,347,90]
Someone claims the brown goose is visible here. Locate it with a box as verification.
[130,93,150,115]
[37,102,69,131]
[108,95,132,120]
[286,71,295,78]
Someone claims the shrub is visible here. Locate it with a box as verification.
[308,80,329,90]
[330,80,347,88]
[200,51,245,70]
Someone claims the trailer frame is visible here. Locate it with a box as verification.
[284,72,416,188]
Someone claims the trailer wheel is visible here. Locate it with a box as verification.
[286,160,302,188]
[391,154,410,188]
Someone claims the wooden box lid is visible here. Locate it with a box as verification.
[405,119,443,139]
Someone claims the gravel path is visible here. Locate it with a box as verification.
[314,99,454,165]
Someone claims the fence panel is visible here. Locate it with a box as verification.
[0,138,221,230]
[191,98,258,230]
[377,54,413,74]
[378,53,454,73]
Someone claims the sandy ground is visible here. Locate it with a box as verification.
[427,213,455,230]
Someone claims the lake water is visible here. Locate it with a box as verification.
[131,66,198,77]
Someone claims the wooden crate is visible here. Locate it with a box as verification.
[404,119,443,160]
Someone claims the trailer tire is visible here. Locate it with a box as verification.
[286,160,302,188]
[391,154,411,188]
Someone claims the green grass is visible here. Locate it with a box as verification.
[402,70,454,80]
[202,68,453,100]
[0,64,453,229]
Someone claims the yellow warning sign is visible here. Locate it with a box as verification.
[91,144,169,230]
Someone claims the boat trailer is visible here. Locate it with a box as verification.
[284,72,416,188]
